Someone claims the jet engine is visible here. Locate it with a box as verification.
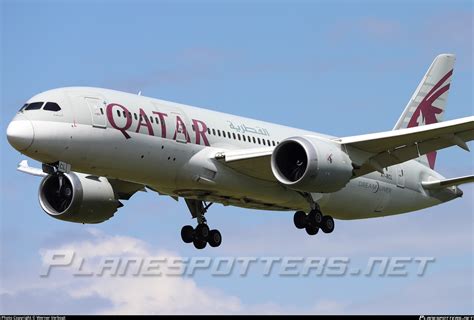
[271,136,354,193]
[38,172,122,224]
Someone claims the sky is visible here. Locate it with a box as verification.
[1,0,473,315]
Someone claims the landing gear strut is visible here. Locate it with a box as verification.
[181,199,222,249]
[294,193,335,236]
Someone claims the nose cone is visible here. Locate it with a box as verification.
[7,115,34,151]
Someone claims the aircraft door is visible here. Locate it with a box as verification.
[85,96,107,128]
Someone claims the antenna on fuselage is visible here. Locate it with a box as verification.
[138,91,142,96]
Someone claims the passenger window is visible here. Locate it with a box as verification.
[155,117,159,124]
[237,134,241,141]
[242,135,246,142]
[217,130,221,137]
[252,137,256,144]
[116,110,121,117]
[151,117,154,124]
[122,111,126,118]
[232,133,236,140]
[207,128,211,134]
[24,102,44,110]
[257,138,261,144]
[212,129,216,136]
[134,113,138,120]
[262,139,266,146]
[222,131,226,138]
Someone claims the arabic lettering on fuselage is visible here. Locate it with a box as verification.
[227,121,270,136]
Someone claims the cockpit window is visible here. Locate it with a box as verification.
[24,102,44,110]
[19,103,28,111]
[43,102,61,112]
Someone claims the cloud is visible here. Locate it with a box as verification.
[35,229,244,314]
[0,228,350,314]
[1,228,243,314]
[1,199,472,315]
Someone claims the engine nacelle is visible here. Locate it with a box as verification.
[39,172,121,224]
[271,136,353,193]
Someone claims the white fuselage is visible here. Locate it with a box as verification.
[10,87,458,220]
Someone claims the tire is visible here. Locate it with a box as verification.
[321,216,335,234]
[208,229,222,248]
[308,210,323,226]
[195,224,210,239]
[193,238,207,249]
[181,225,194,243]
[305,225,319,235]
[293,211,307,229]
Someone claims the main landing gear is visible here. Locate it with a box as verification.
[181,199,222,249]
[294,194,335,236]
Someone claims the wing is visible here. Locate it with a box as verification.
[422,174,474,190]
[108,178,146,200]
[215,147,276,182]
[216,116,473,181]
[17,159,145,200]
[17,160,47,177]
[338,116,474,176]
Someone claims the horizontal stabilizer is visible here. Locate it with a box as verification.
[422,175,474,190]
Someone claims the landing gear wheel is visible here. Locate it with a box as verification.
[195,224,210,239]
[305,225,319,235]
[321,216,335,234]
[181,225,194,243]
[193,238,207,249]
[293,211,307,229]
[183,200,222,249]
[308,209,323,226]
[208,229,222,247]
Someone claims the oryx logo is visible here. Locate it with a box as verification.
[327,153,333,164]
[407,69,453,169]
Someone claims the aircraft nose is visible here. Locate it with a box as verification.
[7,115,34,151]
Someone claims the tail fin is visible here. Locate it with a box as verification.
[393,53,456,169]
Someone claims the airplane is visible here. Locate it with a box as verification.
[6,53,474,249]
